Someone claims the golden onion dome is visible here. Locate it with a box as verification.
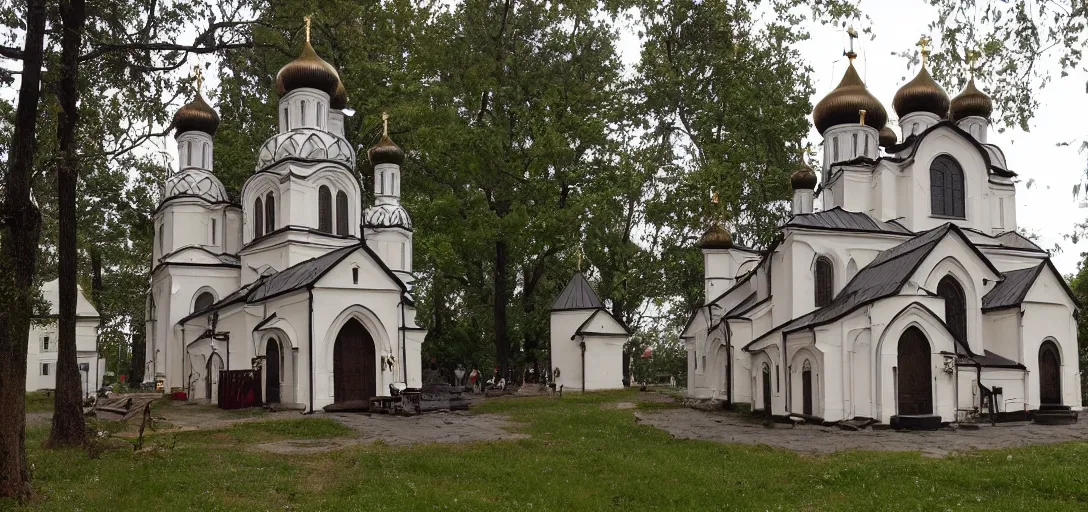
[892,65,950,119]
[790,166,818,190]
[813,61,888,135]
[172,92,219,137]
[879,126,897,147]
[275,41,340,98]
[949,77,992,121]
[698,224,734,250]
[370,113,405,166]
[331,80,348,110]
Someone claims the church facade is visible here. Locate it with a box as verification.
[682,49,1081,424]
[145,32,425,412]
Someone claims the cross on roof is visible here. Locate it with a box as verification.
[304,15,311,43]
[194,66,203,93]
[381,111,389,137]
[845,26,858,60]
[917,36,931,65]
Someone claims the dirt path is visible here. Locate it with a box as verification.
[636,408,1088,457]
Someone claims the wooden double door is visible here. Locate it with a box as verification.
[333,319,377,403]
[897,327,933,415]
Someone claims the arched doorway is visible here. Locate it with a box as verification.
[801,360,814,416]
[761,363,772,415]
[266,338,281,404]
[1039,341,1062,405]
[897,327,932,415]
[206,352,224,402]
[333,318,376,404]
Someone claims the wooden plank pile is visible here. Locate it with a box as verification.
[91,393,160,422]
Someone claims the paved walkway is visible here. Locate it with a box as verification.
[635,408,1088,457]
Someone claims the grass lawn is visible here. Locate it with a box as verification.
[7,389,1088,510]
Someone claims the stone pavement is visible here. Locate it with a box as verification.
[635,408,1088,458]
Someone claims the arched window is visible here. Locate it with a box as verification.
[300,100,307,125]
[937,275,967,346]
[318,186,333,233]
[815,257,834,308]
[336,190,349,235]
[193,291,215,314]
[158,224,164,254]
[265,192,275,233]
[254,197,264,238]
[930,155,965,218]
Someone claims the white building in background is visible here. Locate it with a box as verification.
[682,49,1081,426]
[27,279,105,397]
[550,273,630,391]
[146,30,426,411]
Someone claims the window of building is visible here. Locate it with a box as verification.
[318,186,332,233]
[265,192,275,233]
[158,224,164,255]
[41,362,50,376]
[40,335,52,352]
[193,291,215,314]
[336,191,349,235]
[815,256,834,308]
[79,362,89,373]
[211,218,217,245]
[930,155,965,218]
[254,197,264,238]
[937,275,967,346]
[352,266,359,284]
[300,100,307,125]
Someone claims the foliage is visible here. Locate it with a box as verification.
[1065,255,1088,402]
[629,330,688,385]
[10,393,1088,509]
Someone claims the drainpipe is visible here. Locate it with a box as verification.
[580,339,586,392]
[305,288,315,414]
[400,300,407,385]
[725,322,733,405]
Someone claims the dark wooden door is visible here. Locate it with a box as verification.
[266,339,281,404]
[1039,342,1062,405]
[333,319,376,403]
[897,327,933,415]
[802,367,813,416]
[761,364,772,414]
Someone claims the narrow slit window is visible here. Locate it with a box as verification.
[352,267,359,284]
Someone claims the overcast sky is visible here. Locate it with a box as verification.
[616,2,1087,274]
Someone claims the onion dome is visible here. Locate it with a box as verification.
[813,62,888,135]
[173,92,219,137]
[369,114,405,166]
[892,65,949,118]
[698,224,733,250]
[949,77,992,121]
[879,126,897,147]
[791,166,818,190]
[369,135,404,166]
[275,41,340,98]
[331,80,348,110]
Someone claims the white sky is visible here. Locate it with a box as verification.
[613,1,1088,274]
[5,1,1086,274]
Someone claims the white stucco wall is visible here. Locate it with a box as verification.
[550,309,594,392]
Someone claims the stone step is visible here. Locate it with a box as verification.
[890,414,942,431]
[1034,409,1078,426]
[1039,404,1072,412]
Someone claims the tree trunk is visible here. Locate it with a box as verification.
[493,239,510,379]
[48,0,88,448]
[0,0,47,500]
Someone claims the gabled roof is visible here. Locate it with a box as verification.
[784,207,913,235]
[982,259,1080,312]
[994,231,1045,252]
[36,279,99,318]
[749,223,997,344]
[551,273,604,311]
[572,309,630,338]
[884,120,1016,177]
[179,243,411,325]
[982,264,1044,312]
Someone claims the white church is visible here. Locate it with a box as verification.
[145,27,425,412]
[682,46,1082,425]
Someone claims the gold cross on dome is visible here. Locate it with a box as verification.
[382,111,389,137]
[917,36,931,65]
[304,15,312,43]
[193,66,204,92]
[845,26,858,60]
[966,49,980,77]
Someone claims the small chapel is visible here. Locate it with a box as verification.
[682,39,1082,426]
[145,21,426,412]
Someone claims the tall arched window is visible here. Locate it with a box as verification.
[318,186,333,233]
[930,155,965,218]
[336,191,349,235]
[937,275,967,345]
[815,257,834,308]
[193,291,215,314]
[254,197,264,238]
[265,192,275,233]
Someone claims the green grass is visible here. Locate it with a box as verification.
[6,389,1088,510]
[24,391,55,413]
